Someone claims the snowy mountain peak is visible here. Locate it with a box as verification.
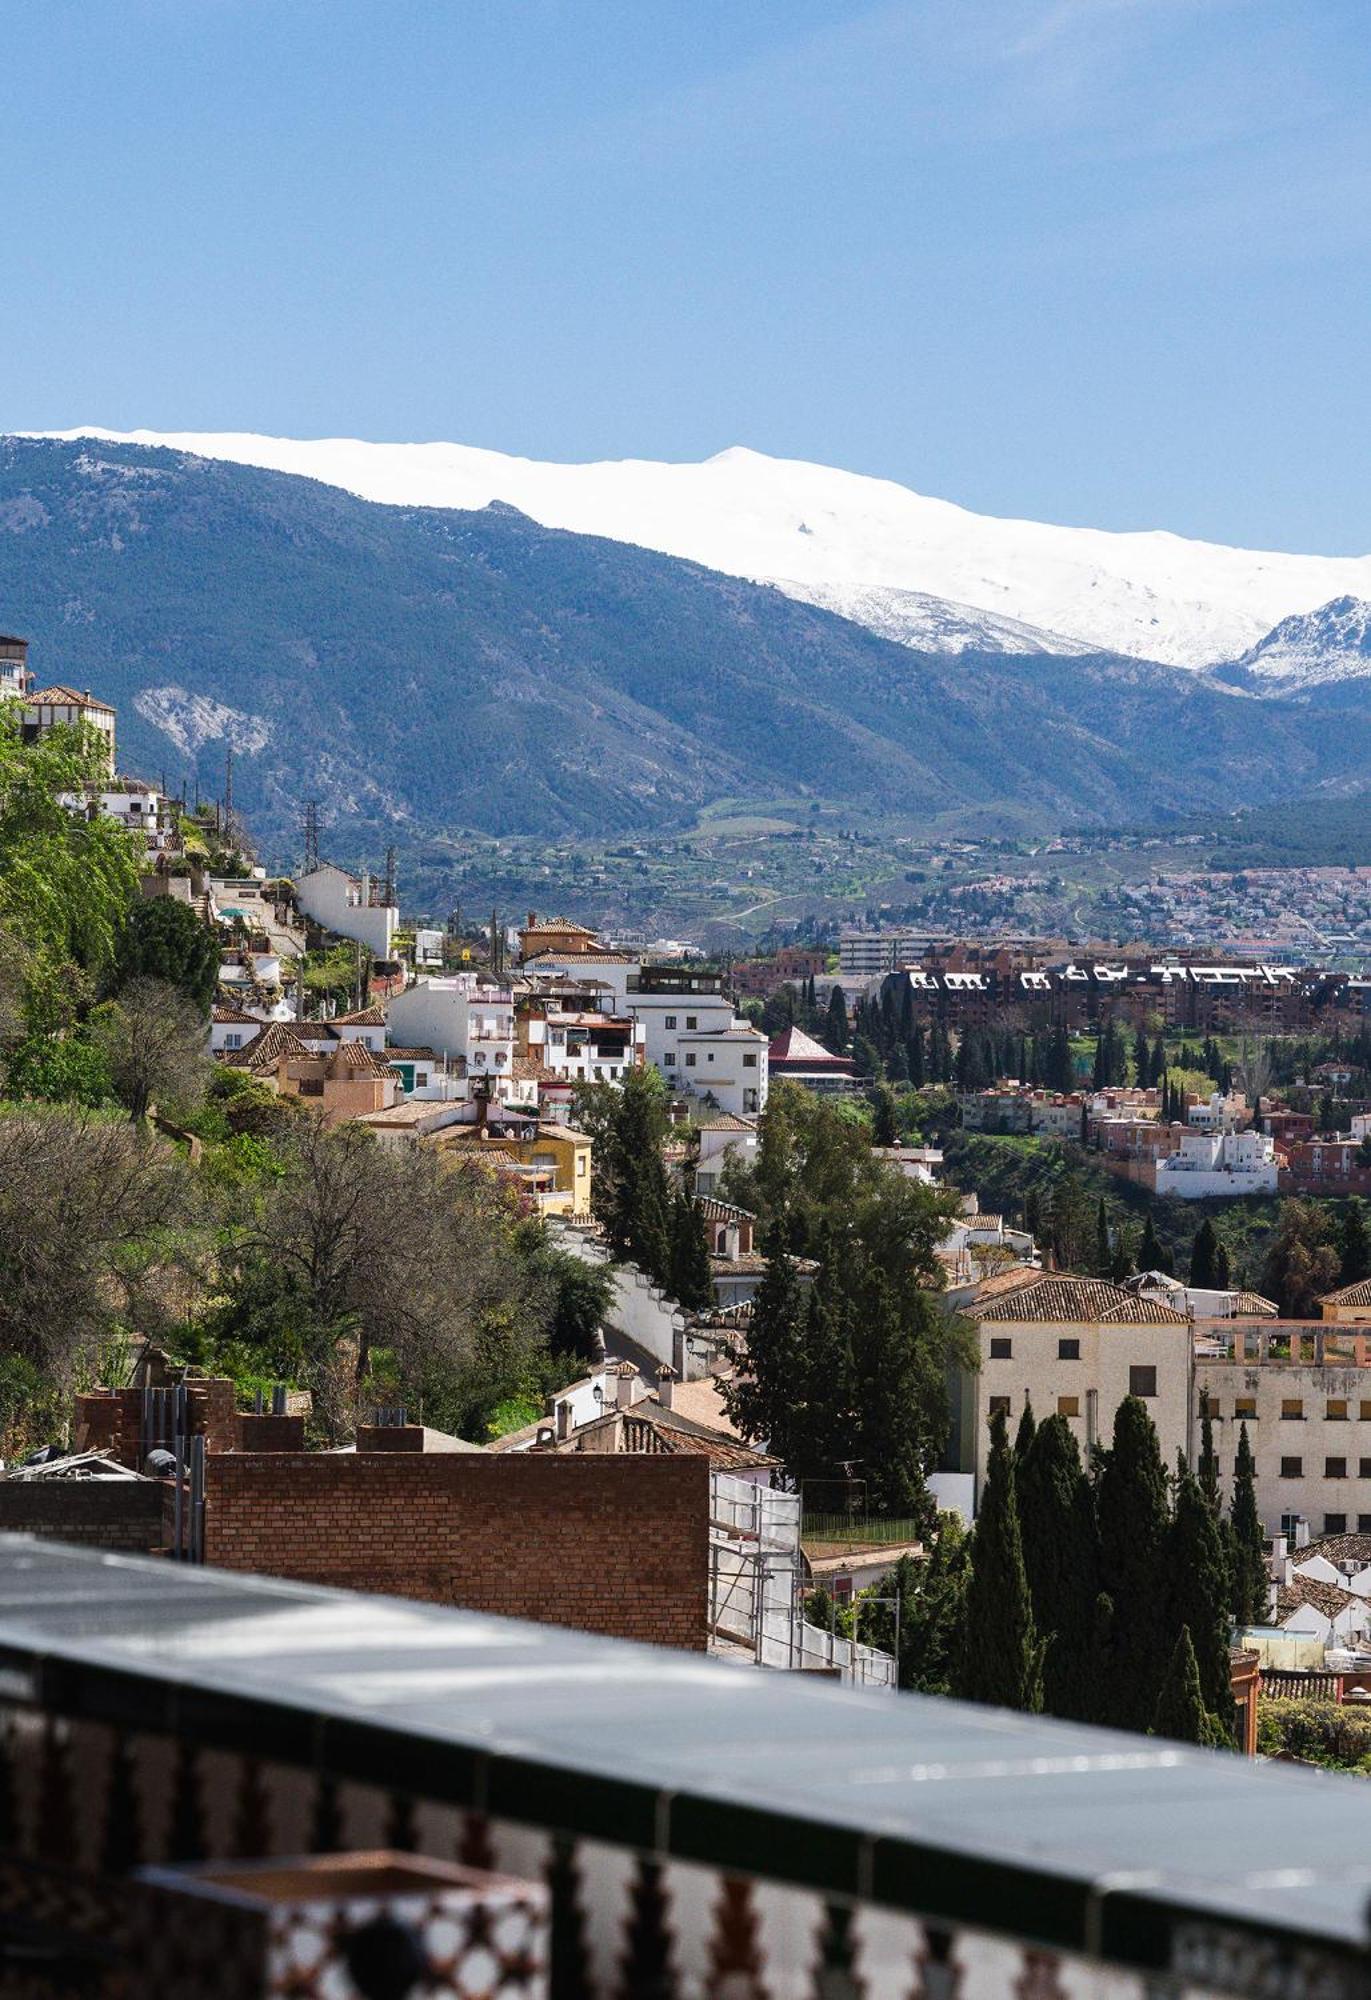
[1235,595,1371,691]
[28,427,1371,670]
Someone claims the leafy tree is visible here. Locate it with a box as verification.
[1189,1218,1222,1290]
[92,976,210,1124]
[535,1246,613,1365]
[117,896,220,1015]
[1229,1423,1268,1627]
[858,1533,968,1695]
[723,1250,807,1467]
[1167,1469,1236,1744]
[1260,1200,1342,1317]
[1151,1626,1228,1748]
[3,1031,113,1107]
[1017,1414,1100,1722]
[955,1408,1043,1712]
[1096,1396,1172,1731]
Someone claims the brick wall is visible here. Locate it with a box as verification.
[205,1454,709,1650]
[0,1480,168,1552]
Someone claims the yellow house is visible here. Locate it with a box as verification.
[437,1118,592,1217]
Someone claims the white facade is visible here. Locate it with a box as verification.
[1153,1126,1278,1200]
[294,864,398,960]
[695,1118,759,1195]
[673,1025,768,1118]
[386,975,514,1088]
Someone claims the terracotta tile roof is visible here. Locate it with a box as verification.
[384,1046,440,1062]
[326,1041,385,1076]
[330,1005,386,1026]
[27,684,114,709]
[698,1197,755,1224]
[1276,1575,1359,1623]
[225,1022,312,1071]
[511,1054,557,1081]
[1229,1291,1281,1317]
[212,1005,259,1025]
[1293,1533,1371,1570]
[523,950,637,966]
[975,1275,1189,1325]
[697,1114,758,1132]
[1322,1278,1371,1308]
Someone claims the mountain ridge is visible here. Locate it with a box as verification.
[32,426,1371,670]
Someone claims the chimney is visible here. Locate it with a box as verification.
[528,911,537,929]
[615,1362,638,1409]
[555,1398,572,1441]
[656,1365,675,1411]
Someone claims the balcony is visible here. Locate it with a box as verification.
[3,1537,1371,1996]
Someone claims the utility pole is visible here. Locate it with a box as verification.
[384,843,397,908]
[223,745,234,849]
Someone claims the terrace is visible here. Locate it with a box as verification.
[2,1539,1371,1995]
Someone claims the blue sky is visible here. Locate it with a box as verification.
[2,0,1368,550]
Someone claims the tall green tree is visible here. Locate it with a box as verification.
[1340,1202,1371,1286]
[1017,1414,1100,1722]
[1167,1469,1236,1744]
[1138,1210,1171,1276]
[1013,1398,1037,1465]
[668,1188,713,1311]
[1096,1396,1172,1731]
[597,1067,673,1284]
[1094,1198,1113,1278]
[859,1533,969,1695]
[722,1250,807,1467]
[869,1083,899,1147]
[1197,1393,1220,1516]
[955,1408,1043,1712]
[117,896,220,1015]
[1189,1218,1222,1290]
[1151,1626,1228,1748]
[823,983,849,1056]
[1260,1200,1341,1317]
[1229,1424,1268,1627]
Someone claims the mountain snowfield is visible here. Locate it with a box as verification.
[35,427,1371,671]
[1232,595,1371,692]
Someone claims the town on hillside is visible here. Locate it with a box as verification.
[5,641,1371,1989]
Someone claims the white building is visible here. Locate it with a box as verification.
[294,863,397,960]
[674,1024,768,1118]
[695,1115,759,1195]
[1153,1126,1277,1200]
[386,975,515,1092]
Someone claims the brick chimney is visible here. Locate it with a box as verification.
[615,1362,638,1409]
[655,1366,675,1411]
[555,1398,572,1441]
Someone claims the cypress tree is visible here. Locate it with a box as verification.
[1197,1393,1219,1516]
[824,984,849,1055]
[1094,1199,1112,1278]
[955,1409,1043,1712]
[603,1068,672,1284]
[1229,1424,1268,1627]
[1018,1414,1100,1722]
[722,1252,807,1464]
[1138,1211,1168,1276]
[1167,1469,1236,1744]
[1151,1626,1226,1747]
[870,1084,899,1148]
[669,1190,714,1312]
[1133,1028,1150,1087]
[1189,1218,1221,1289]
[1096,1396,1172,1732]
[1013,1399,1037,1465]
[907,1024,926,1088]
[850,1270,933,1522]
[1214,1238,1231,1289]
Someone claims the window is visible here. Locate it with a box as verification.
[1328,1399,1349,1421]
[663,1052,676,1066]
[706,1052,715,1063]
[664,1015,677,1030]
[1280,1399,1304,1420]
[1129,1365,1157,1399]
[1361,1458,1371,1479]
[1359,1515,1371,1535]
[1362,1401,1371,1421]
[1326,1514,1348,1536]
[686,1015,698,1030]
[1279,1456,1303,1478]
[988,1396,1010,1418]
[1326,1457,1348,1480]
[1057,1338,1080,1361]
[225,1033,242,1050]
[989,1337,1012,1360]
[1057,1395,1080,1418]
[1235,1396,1256,1420]
[297,1079,323,1098]
[743,1053,758,1068]
[685,1054,696,1068]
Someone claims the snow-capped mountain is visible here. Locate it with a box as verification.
[34,428,1371,669]
[1229,595,1371,694]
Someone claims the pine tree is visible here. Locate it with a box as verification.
[1138,1211,1169,1276]
[1167,1469,1236,1744]
[1229,1423,1268,1627]
[870,1084,899,1147]
[954,1408,1042,1712]
[1151,1626,1226,1748]
[1096,1396,1172,1732]
[722,1251,807,1464]
[1017,1414,1100,1722]
[1189,1218,1221,1289]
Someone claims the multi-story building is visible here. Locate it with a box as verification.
[954,1274,1192,1503]
[387,974,515,1094]
[294,862,398,959]
[1152,1125,1278,1199]
[0,633,32,700]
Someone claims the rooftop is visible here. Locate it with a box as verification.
[8,1539,1371,1990]
[975,1275,1190,1326]
[1322,1277,1371,1308]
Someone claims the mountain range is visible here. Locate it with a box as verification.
[39,427,1371,675]
[2,434,1370,861]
